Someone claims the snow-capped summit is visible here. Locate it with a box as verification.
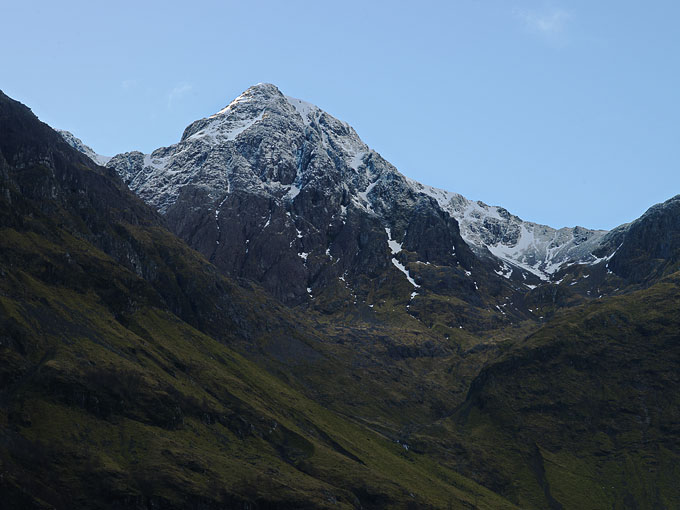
[94,84,477,303]
[105,83,378,216]
[63,83,617,304]
[180,83,282,143]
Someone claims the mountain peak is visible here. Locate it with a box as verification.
[249,81,282,94]
[211,83,284,117]
[178,83,293,143]
[69,86,614,285]
[57,129,111,166]
[208,84,322,129]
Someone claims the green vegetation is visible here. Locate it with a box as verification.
[438,273,680,509]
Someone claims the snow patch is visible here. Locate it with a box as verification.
[285,95,318,125]
[214,195,229,243]
[589,243,622,266]
[286,185,301,200]
[349,150,366,171]
[391,258,419,289]
[143,153,170,171]
[191,110,265,144]
[385,227,403,254]
[356,180,378,213]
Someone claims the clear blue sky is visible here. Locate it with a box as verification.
[2,1,679,230]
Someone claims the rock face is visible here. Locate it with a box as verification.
[66,83,679,303]
[57,129,111,166]
[600,194,680,283]
[407,180,609,280]
[105,84,481,304]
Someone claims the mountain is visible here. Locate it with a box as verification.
[69,84,679,303]
[100,84,479,311]
[7,83,680,509]
[0,90,518,509]
[90,84,610,294]
[75,83,680,351]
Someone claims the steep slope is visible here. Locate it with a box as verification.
[95,84,611,296]
[105,84,483,309]
[0,91,519,509]
[57,129,111,166]
[71,84,680,308]
[436,272,680,509]
[600,194,680,283]
[408,180,609,280]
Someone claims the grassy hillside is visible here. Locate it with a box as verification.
[434,272,680,509]
[0,232,515,509]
